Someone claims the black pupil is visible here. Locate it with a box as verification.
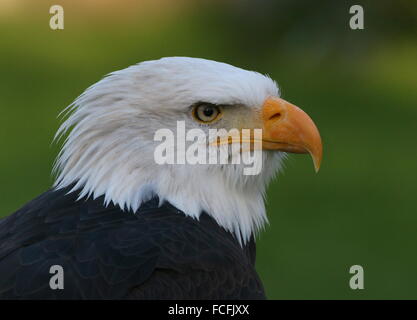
[203,106,214,117]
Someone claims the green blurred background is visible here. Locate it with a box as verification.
[1,0,417,299]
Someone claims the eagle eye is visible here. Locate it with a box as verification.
[192,103,222,124]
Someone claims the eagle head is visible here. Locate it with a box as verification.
[53,57,322,245]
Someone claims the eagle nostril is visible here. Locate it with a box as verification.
[269,112,282,121]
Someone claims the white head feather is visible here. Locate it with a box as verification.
[54,57,284,245]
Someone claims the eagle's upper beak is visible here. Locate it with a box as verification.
[261,96,322,172]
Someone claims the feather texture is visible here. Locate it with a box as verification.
[0,186,265,299]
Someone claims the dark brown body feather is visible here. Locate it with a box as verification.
[0,186,265,299]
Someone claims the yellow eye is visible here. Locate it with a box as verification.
[192,103,222,123]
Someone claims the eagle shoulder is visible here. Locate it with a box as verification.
[0,186,265,299]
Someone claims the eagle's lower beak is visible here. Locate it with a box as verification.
[262,96,322,172]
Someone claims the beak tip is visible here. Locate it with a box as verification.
[312,152,322,173]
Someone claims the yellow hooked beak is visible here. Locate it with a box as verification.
[261,96,322,172]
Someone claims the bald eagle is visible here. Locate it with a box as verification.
[0,57,322,299]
